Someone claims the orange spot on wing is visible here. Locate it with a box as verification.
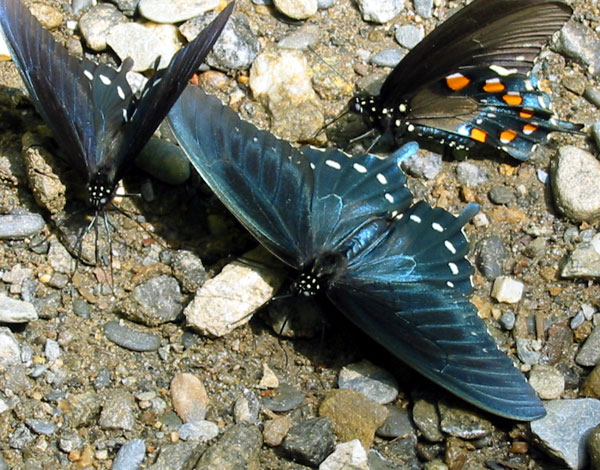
[500,129,518,143]
[503,93,523,106]
[483,80,505,93]
[523,123,538,135]
[470,128,487,143]
[446,73,470,91]
[519,109,534,119]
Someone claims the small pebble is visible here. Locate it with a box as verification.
[320,439,369,470]
[376,406,415,439]
[104,321,162,352]
[488,185,515,205]
[282,417,335,467]
[394,24,424,49]
[500,311,516,330]
[456,161,488,186]
[44,339,60,362]
[438,401,494,440]
[99,389,136,431]
[0,327,20,364]
[414,0,433,17]
[571,311,586,330]
[112,439,146,470]
[491,276,524,303]
[476,236,508,280]
[178,420,219,441]
[9,425,34,449]
[355,0,404,23]
[0,213,45,239]
[278,24,319,50]
[180,13,260,70]
[261,383,305,412]
[551,146,600,222]
[171,373,208,423]
[195,424,262,470]
[516,338,542,365]
[258,363,279,389]
[338,360,399,404]
[370,48,404,67]
[528,365,565,399]
[401,151,442,180]
[273,0,317,19]
[25,418,55,435]
[0,294,37,323]
[233,388,260,424]
[412,397,443,442]
[561,236,600,279]
[576,326,600,367]
[263,416,292,447]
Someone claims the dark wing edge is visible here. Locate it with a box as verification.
[329,202,545,420]
[0,0,97,175]
[381,0,572,105]
[168,85,314,267]
[114,1,234,182]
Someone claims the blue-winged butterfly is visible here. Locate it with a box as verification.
[168,85,546,420]
[0,0,233,261]
[351,0,583,160]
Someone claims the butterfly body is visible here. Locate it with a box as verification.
[0,0,233,212]
[353,0,583,160]
[169,86,546,420]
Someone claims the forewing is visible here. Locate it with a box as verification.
[114,2,234,183]
[0,0,97,175]
[327,202,545,420]
[381,0,572,108]
[168,86,313,267]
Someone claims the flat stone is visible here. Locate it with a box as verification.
[0,213,45,239]
[104,320,162,352]
[551,146,600,222]
[438,400,494,440]
[195,424,262,470]
[376,406,416,439]
[139,0,219,23]
[319,389,388,449]
[148,442,205,470]
[394,24,424,49]
[0,294,37,323]
[530,399,600,469]
[185,247,283,337]
[178,420,219,441]
[529,365,565,400]
[576,326,600,367]
[99,389,136,431]
[278,24,320,50]
[412,397,443,442]
[261,383,304,412]
[171,373,208,423]
[112,439,146,470]
[476,236,508,280]
[370,48,404,67]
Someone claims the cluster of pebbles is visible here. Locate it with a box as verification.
[0,0,600,468]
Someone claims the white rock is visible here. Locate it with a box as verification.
[319,440,368,470]
[491,276,524,303]
[139,0,219,23]
[355,0,404,23]
[258,363,280,389]
[273,0,317,20]
[0,294,37,323]
[185,247,284,337]
[0,327,20,364]
[107,23,182,72]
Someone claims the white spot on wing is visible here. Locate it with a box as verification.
[410,214,421,223]
[117,86,125,100]
[448,262,459,275]
[326,160,341,170]
[432,222,443,232]
[444,240,456,254]
[83,70,93,81]
[353,163,367,173]
[99,74,111,85]
[385,193,394,203]
[376,173,387,185]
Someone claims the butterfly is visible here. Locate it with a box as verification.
[351,0,583,161]
[168,85,546,420]
[0,0,233,254]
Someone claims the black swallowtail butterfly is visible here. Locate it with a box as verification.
[0,0,232,221]
[351,0,583,160]
[168,85,546,420]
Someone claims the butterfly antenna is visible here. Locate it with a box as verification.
[349,127,377,145]
[313,106,351,140]
[102,210,115,291]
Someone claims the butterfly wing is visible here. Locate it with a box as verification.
[111,2,234,185]
[380,0,573,105]
[0,0,101,177]
[326,202,545,420]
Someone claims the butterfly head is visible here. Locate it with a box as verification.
[88,172,115,209]
[292,252,347,297]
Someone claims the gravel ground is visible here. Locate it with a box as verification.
[0,0,599,469]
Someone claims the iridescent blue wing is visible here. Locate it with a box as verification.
[168,86,416,267]
[327,202,546,420]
